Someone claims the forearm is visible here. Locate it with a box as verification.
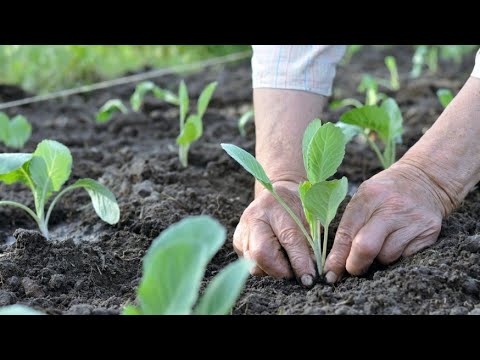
[253,89,326,196]
[395,76,480,216]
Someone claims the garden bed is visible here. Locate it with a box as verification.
[1,46,479,315]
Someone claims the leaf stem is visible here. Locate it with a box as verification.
[45,184,82,226]
[322,224,329,275]
[179,145,189,168]
[0,200,47,238]
[365,136,387,169]
[270,190,314,248]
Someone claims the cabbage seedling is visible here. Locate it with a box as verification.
[336,98,403,169]
[122,216,253,315]
[130,80,217,167]
[222,120,348,276]
[0,140,120,240]
[0,112,32,149]
[96,99,128,123]
[238,109,254,137]
[437,89,454,108]
[384,56,400,91]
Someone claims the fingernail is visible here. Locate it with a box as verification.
[325,271,338,284]
[301,274,313,287]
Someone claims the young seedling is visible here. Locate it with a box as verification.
[96,99,128,123]
[329,68,395,111]
[0,139,120,240]
[336,97,403,169]
[238,109,254,137]
[129,80,217,167]
[122,216,253,315]
[437,88,454,108]
[222,120,348,276]
[0,112,32,149]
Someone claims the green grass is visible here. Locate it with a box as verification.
[0,45,249,94]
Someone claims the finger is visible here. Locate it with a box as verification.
[247,220,293,279]
[346,217,391,276]
[273,226,316,287]
[243,250,268,276]
[402,223,441,257]
[324,199,369,283]
[377,228,415,264]
[233,221,245,257]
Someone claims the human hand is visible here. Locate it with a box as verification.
[233,180,317,287]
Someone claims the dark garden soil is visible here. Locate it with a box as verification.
[1,46,479,315]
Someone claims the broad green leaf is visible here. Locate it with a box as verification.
[335,122,363,143]
[221,143,272,191]
[130,81,156,111]
[176,115,202,146]
[138,216,226,315]
[306,123,346,184]
[303,177,348,227]
[0,305,44,315]
[30,156,53,204]
[329,98,363,110]
[197,82,217,118]
[6,115,32,149]
[340,105,391,142]
[302,119,322,172]
[179,80,189,126]
[0,153,33,175]
[194,258,253,315]
[31,140,72,192]
[122,305,142,315]
[0,154,33,186]
[380,98,403,143]
[152,87,179,105]
[437,89,454,108]
[0,112,10,143]
[68,179,120,225]
[238,109,254,137]
[96,99,128,123]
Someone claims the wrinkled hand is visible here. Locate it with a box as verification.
[324,162,447,283]
[233,181,317,287]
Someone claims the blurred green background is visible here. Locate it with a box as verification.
[0,45,477,95]
[0,45,250,94]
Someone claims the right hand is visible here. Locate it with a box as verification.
[233,180,317,287]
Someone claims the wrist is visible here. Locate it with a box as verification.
[391,157,463,217]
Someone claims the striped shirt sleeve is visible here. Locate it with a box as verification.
[251,45,346,96]
[472,49,480,78]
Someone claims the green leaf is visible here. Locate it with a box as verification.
[179,80,189,126]
[152,87,179,106]
[302,119,322,172]
[0,153,33,186]
[31,140,72,192]
[437,89,454,108]
[96,99,128,123]
[194,258,253,315]
[122,305,142,315]
[69,179,120,225]
[130,81,156,111]
[339,105,391,142]
[0,305,44,315]
[238,109,254,137]
[197,82,217,118]
[5,115,32,149]
[303,177,348,227]
[306,122,346,184]
[335,122,362,143]
[138,216,226,315]
[380,98,403,143]
[176,115,202,146]
[221,143,272,191]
